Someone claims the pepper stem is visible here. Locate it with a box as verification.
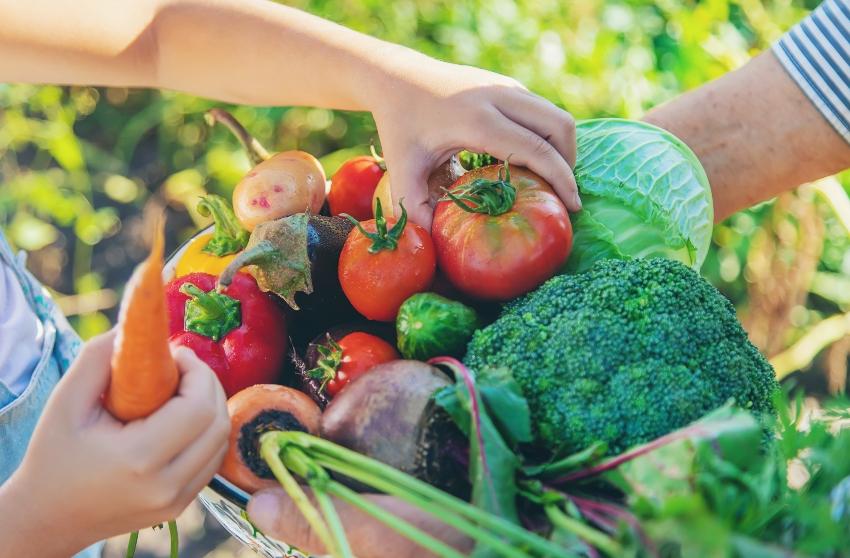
[442,159,516,216]
[197,195,249,256]
[205,108,271,166]
[344,198,407,254]
[180,282,241,342]
[217,240,278,289]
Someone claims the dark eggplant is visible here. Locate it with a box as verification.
[218,212,359,347]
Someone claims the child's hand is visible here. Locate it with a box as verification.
[0,331,230,557]
[371,51,579,228]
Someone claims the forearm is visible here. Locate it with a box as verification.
[0,0,418,110]
[151,0,417,110]
[643,51,850,221]
[0,473,86,558]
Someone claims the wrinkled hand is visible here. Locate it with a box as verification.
[372,51,579,228]
[248,487,473,558]
[0,332,230,557]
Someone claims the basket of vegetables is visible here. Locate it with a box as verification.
[150,110,843,558]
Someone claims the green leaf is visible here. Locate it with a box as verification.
[566,119,713,273]
[475,367,532,447]
[522,441,607,479]
[434,366,528,556]
[611,407,763,512]
[730,535,799,558]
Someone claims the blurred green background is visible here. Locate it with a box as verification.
[1,0,848,396]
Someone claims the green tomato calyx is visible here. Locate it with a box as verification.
[345,198,408,254]
[307,334,343,392]
[443,159,516,216]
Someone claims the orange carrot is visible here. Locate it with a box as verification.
[104,218,179,421]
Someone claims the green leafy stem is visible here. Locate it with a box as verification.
[258,430,575,558]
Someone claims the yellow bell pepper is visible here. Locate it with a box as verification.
[175,232,238,277]
[174,195,249,278]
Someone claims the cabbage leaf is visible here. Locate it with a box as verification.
[565,119,713,273]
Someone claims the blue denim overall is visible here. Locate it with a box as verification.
[0,234,102,557]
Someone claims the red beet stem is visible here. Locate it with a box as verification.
[429,356,499,516]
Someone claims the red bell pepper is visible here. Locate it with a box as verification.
[166,271,287,397]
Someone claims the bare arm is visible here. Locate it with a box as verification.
[643,51,850,221]
[0,0,403,110]
[0,0,581,227]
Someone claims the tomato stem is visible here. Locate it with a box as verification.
[442,159,516,216]
[205,108,270,166]
[344,198,407,253]
[197,195,249,257]
[307,334,343,392]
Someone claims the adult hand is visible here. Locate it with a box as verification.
[248,487,472,558]
[0,331,230,558]
[372,52,579,228]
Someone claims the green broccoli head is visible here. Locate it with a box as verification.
[464,257,778,456]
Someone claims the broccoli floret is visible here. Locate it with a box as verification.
[464,257,778,456]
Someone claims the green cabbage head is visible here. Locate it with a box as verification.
[564,119,713,273]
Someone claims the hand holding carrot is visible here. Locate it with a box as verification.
[0,333,229,558]
[105,219,179,421]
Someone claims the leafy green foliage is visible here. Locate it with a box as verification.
[601,392,850,557]
[464,257,779,456]
[434,363,533,531]
[567,119,713,273]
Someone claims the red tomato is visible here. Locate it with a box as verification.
[339,200,436,321]
[431,162,573,301]
[327,333,397,396]
[310,332,399,396]
[328,156,386,221]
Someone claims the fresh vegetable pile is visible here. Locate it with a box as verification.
[119,111,850,557]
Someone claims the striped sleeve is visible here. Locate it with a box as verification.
[772,0,850,144]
